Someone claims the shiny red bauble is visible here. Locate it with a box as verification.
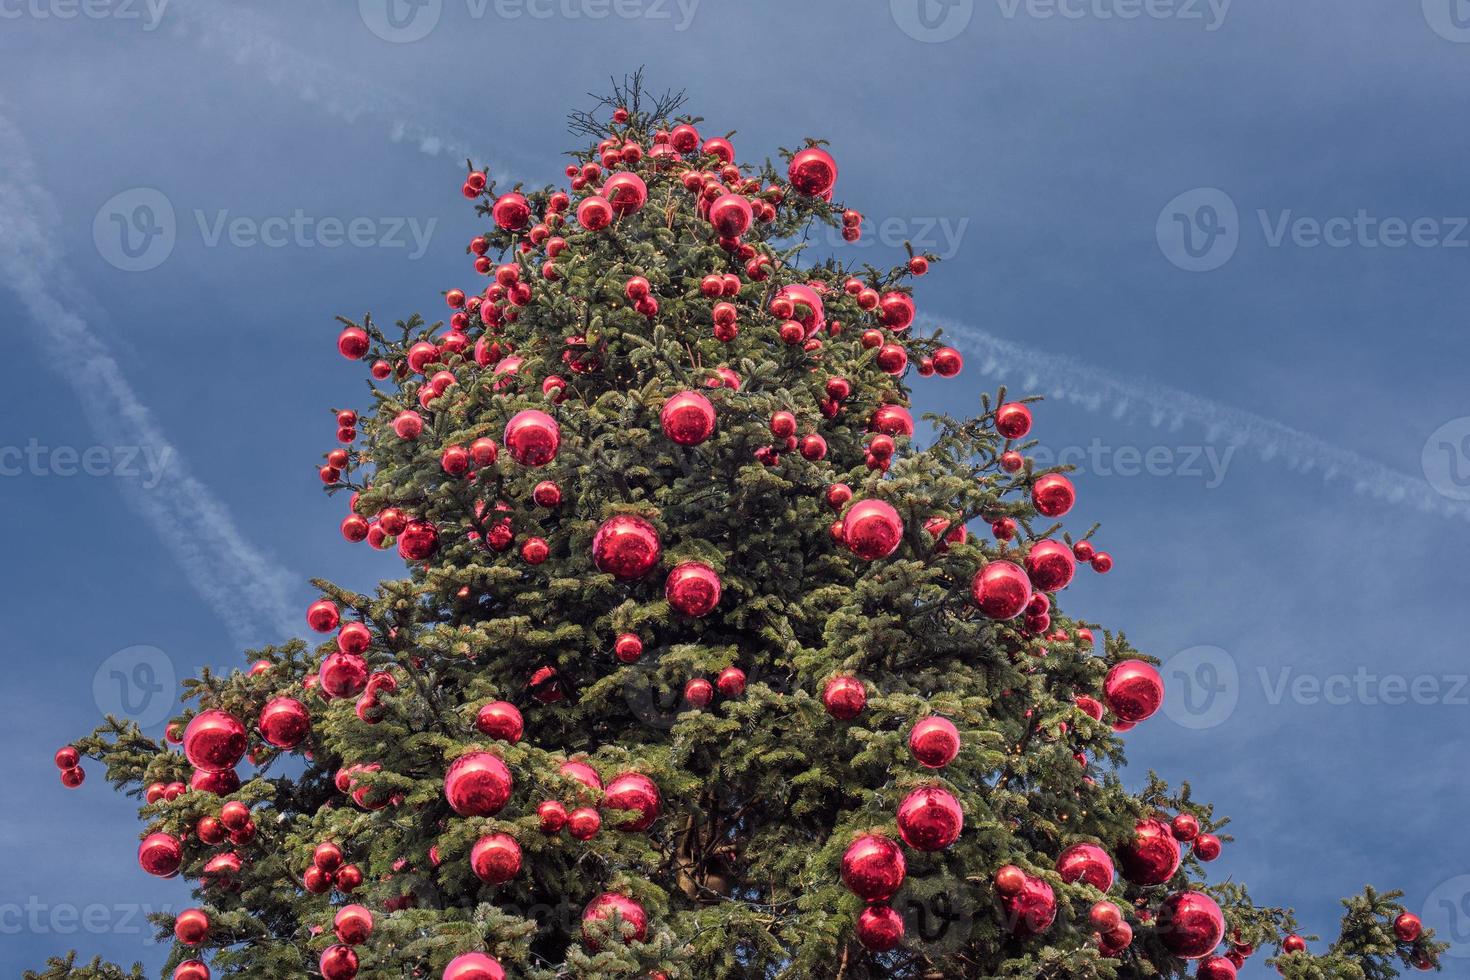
[568,806,602,840]
[1119,818,1182,885]
[1025,539,1077,593]
[537,800,568,833]
[471,833,522,884]
[602,172,648,215]
[173,962,210,980]
[1002,874,1057,937]
[896,786,964,851]
[842,499,903,561]
[878,291,915,331]
[1056,843,1115,891]
[841,834,906,901]
[1395,912,1423,942]
[684,677,714,707]
[665,562,721,617]
[708,193,753,237]
[856,904,905,952]
[932,346,963,376]
[603,772,662,831]
[1031,473,1076,517]
[1197,955,1238,980]
[60,767,84,788]
[577,195,615,230]
[971,560,1033,620]
[823,675,866,720]
[1157,890,1225,959]
[54,745,80,770]
[870,404,914,437]
[475,701,523,743]
[443,952,506,980]
[614,632,643,663]
[994,864,1027,896]
[1104,660,1165,723]
[1171,813,1200,842]
[660,391,717,446]
[320,653,369,699]
[491,193,530,230]
[307,600,340,633]
[173,908,210,945]
[334,904,373,945]
[258,696,311,749]
[582,892,648,949]
[504,410,561,466]
[138,832,183,878]
[909,715,961,768]
[560,759,603,794]
[775,283,826,337]
[716,666,747,697]
[788,146,838,196]
[443,751,513,817]
[337,326,369,359]
[190,767,240,796]
[397,520,439,561]
[319,944,359,980]
[995,402,1033,439]
[183,710,247,773]
[1194,833,1222,861]
[592,515,662,579]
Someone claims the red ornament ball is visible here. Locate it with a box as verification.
[603,772,662,832]
[995,402,1033,439]
[970,561,1033,620]
[660,391,717,446]
[1171,813,1200,842]
[306,600,340,633]
[54,746,80,770]
[1119,818,1182,885]
[258,696,311,749]
[568,806,602,840]
[1104,660,1165,723]
[319,944,359,980]
[1025,539,1077,593]
[1056,843,1115,891]
[475,701,523,743]
[470,833,522,884]
[443,751,513,817]
[582,892,648,949]
[335,904,373,945]
[856,904,905,952]
[319,653,369,699]
[788,147,838,197]
[60,767,85,788]
[491,193,530,230]
[443,953,506,980]
[397,520,439,561]
[896,786,964,851]
[1157,890,1225,959]
[1194,834,1222,861]
[665,562,721,617]
[1032,473,1076,517]
[503,410,561,467]
[1197,956,1238,980]
[708,193,753,237]
[823,675,866,720]
[173,908,210,945]
[592,515,662,579]
[1395,912,1423,942]
[173,962,210,980]
[909,715,960,768]
[537,800,568,833]
[842,499,903,561]
[614,633,644,663]
[183,710,247,773]
[841,834,906,902]
[684,677,714,708]
[138,832,183,878]
[1002,874,1057,937]
[716,666,747,697]
[603,172,647,215]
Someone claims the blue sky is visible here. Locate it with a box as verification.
[2,1,1469,975]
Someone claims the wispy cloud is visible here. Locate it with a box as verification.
[934,316,1470,522]
[0,108,299,645]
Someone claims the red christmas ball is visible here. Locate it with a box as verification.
[533,480,562,507]
[173,908,210,945]
[398,520,439,561]
[60,767,85,788]
[932,346,963,377]
[258,696,310,749]
[1395,912,1423,942]
[1025,539,1077,592]
[335,863,363,893]
[504,410,561,467]
[443,751,513,817]
[994,865,1027,897]
[538,800,568,833]
[54,746,80,770]
[708,193,753,237]
[319,944,359,980]
[492,193,530,230]
[307,600,340,633]
[971,561,1033,620]
[856,904,905,952]
[1194,834,1222,861]
[841,834,905,902]
[1197,956,1238,980]
[684,677,714,707]
[559,760,603,794]
[603,172,648,215]
[1056,843,1115,891]
[788,146,838,196]
[896,786,964,851]
[660,391,717,446]
[183,710,247,773]
[823,675,866,720]
[475,701,523,743]
[775,283,826,336]
[173,962,209,980]
[190,767,239,795]
[334,904,373,945]
[1157,890,1225,959]
[1119,818,1182,885]
[337,326,369,360]
[716,666,747,697]
[1104,660,1165,723]
[995,402,1033,439]
[1002,874,1057,937]
[313,841,344,873]
[603,772,662,831]
[470,833,522,884]
[842,499,903,561]
[909,715,960,768]
[614,632,644,663]
[319,653,369,699]
[582,892,648,950]
[443,953,506,980]
[1098,920,1134,957]
[577,195,615,230]
[592,515,662,579]
[878,291,915,330]
[1171,813,1200,842]
[138,832,183,878]
[568,806,602,840]
[1032,473,1076,517]
[665,562,722,617]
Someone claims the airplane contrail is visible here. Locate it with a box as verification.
[933,316,1470,521]
[0,110,299,646]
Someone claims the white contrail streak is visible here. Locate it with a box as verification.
[933,316,1470,521]
[0,110,299,646]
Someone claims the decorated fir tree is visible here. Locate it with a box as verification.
[35,76,1445,980]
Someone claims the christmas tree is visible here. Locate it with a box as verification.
[35,75,1444,980]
